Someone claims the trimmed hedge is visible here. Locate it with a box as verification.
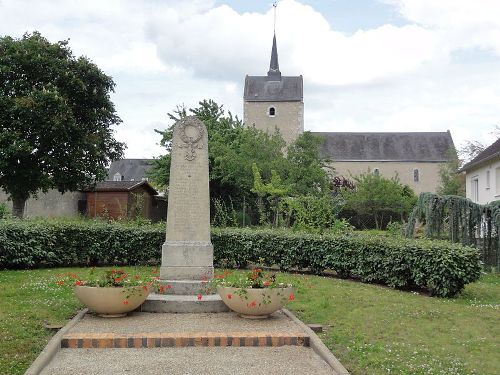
[0,220,482,297]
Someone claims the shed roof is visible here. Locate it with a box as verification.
[107,159,153,181]
[83,181,158,195]
[459,138,500,172]
[313,131,455,162]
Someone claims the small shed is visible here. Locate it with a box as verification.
[83,181,159,220]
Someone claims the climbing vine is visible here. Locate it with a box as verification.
[406,193,500,269]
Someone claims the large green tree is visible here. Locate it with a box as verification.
[148,100,331,224]
[0,32,124,217]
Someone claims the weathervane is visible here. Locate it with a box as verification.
[273,1,277,33]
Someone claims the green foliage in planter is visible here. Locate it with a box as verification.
[0,220,481,297]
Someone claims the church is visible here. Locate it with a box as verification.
[243,34,455,194]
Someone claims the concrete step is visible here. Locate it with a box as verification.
[140,293,229,313]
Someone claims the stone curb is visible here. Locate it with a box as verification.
[282,309,350,375]
[24,308,88,375]
[60,331,309,348]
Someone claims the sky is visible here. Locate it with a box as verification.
[0,0,499,158]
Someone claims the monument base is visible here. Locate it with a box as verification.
[141,293,229,313]
[159,280,213,295]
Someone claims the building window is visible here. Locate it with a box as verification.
[268,107,276,117]
[486,170,490,189]
[471,178,479,202]
[413,169,419,182]
[496,168,500,195]
[373,168,380,176]
[113,172,122,181]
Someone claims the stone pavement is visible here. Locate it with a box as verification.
[36,310,347,374]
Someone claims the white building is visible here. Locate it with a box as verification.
[460,138,500,204]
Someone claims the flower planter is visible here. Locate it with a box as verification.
[217,286,294,319]
[74,285,151,317]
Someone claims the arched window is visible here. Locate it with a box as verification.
[413,169,419,182]
[113,172,122,182]
[268,107,276,117]
[373,168,380,176]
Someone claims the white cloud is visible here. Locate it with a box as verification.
[0,0,499,158]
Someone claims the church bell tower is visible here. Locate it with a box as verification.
[243,33,304,145]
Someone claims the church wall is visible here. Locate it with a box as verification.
[244,101,304,145]
[326,161,445,194]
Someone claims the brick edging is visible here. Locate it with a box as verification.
[61,332,310,348]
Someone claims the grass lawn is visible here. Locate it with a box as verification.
[0,268,498,375]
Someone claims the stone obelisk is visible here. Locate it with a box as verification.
[142,116,227,313]
[160,116,213,289]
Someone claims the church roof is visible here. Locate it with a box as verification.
[244,75,303,102]
[244,33,302,102]
[107,159,154,181]
[313,131,455,162]
[459,138,500,172]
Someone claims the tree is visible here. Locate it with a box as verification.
[0,32,124,217]
[342,172,417,229]
[437,147,465,196]
[459,140,485,164]
[284,131,330,196]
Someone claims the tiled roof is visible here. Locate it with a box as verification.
[107,159,153,181]
[313,131,455,162]
[82,181,158,194]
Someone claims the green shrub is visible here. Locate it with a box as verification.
[0,203,10,219]
[0,220,481,297]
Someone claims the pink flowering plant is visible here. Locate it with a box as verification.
[54,267,161,304]
[208,268,295,304]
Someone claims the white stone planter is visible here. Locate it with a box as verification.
[74,285,151,317]
[217,286,293,319]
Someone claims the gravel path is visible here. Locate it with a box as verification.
[41,347,335,375]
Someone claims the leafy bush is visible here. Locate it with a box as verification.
[0,203,10,219]
[386,221,404,236]
[0,220,481,297]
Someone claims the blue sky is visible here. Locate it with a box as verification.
[0,0,499,158]
[217,0,408,32]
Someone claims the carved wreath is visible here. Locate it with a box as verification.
[178,119,204,161]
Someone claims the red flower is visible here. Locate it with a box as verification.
[114,277,122,282]
[134,275,140,280]
[227,294,232,299]
[56,281,64,286]
[263,281,271,287]
[288,293,295,301]
[197,294,203,301]
[151,269,158,274]
[159,285,166,293]
[75,280,82,286]
[123,300,129,305]
[166,284,172,289]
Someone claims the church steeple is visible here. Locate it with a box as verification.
[267,33,281,80]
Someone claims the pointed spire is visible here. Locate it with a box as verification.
[267,33,281,79]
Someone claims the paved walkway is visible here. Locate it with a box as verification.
[37,311,345,375]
